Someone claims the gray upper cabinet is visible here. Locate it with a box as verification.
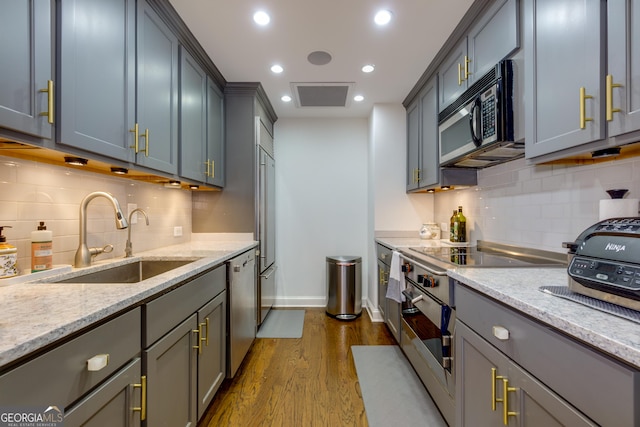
[58,0,136,161]
[438,39,468,111]
[438,0,519,112]
[206,78,225,187]
[0,0,53,140]
[466,0,519,85]
[607,0,640,141]
[135,0,179,174]
[524,0,608,161]
[179,47,208,183]
[407,77,440,191]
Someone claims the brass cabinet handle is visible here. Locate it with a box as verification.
[458,63,463,86]
[606,74,622,121]
[133,375,147,421]
[192,328,202,354]
[579,87,594,129]
[211,160,214,179]
[464,56,472,79]
[141,128,149,157]
[129,123,140,153]
[205,160,210,177]
[416,168,421,183]
[491,367,505,411]
[201,317,209,346]
[502,378,518,425]
[39,80,54,124]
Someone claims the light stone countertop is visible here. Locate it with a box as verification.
[0,240,258,370]
[448,267,640,369]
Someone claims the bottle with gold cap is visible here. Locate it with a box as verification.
[0,226,18,279]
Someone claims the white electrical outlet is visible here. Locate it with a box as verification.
[127,203,137,224]
[440,222,449,232]
[173,226,183,237]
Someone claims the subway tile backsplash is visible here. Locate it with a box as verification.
[434,157,640,253]
[0,155,191,272]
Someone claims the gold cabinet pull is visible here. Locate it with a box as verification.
[502,378,518,425]
[416,168,421,183]
[464,56,472,79]
[606,74,622,121]
[38,80,54,124]
[201,317,209,347]
[205,160,210,177]
[458,63,463,86]
[579,87,594,129]
[491,367,505,411]
[129,123,140,153]
[132,375,147,421]
[141,128,149,157]
[192,328,202,354]
[211,160,214,179]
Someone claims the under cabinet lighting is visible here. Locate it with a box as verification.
[591,147,621,159]
[440,186,451,190]
[163,180,181,189]
[110,167,128,175]
[64,156,88,166]
[189,184,199,190]
[426,189,435,193]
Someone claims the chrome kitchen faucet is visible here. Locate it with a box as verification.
[124,208,149,258]
[74,191,128,267]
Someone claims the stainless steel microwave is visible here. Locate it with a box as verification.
[438,59,523,168]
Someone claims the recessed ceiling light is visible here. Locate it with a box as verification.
[281,95,292,102]
[253,11,270,26]
[353,95,364,102]
[362,64,375,73]
[271,64,283,73]
[374,10,393,26]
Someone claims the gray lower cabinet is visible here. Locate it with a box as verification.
[377,259,388,320]
[64,358,142,427]
[0,0,53,140]
[455,283,639,427]
[0,307,142,423]
[143,264,226,425]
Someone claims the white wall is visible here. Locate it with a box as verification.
[0,155,192,270]
[274,118,369,307]
[434,156,640,252]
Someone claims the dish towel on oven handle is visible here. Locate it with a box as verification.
[386,251,406,303]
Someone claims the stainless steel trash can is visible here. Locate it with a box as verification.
[326,256,362,320]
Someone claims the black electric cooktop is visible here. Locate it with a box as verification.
[407,242,567,268]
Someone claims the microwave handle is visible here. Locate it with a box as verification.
[469,97,482,147]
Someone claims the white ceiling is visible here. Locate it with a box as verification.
[168,0,475,119]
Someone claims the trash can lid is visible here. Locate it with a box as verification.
[326,255,361,263]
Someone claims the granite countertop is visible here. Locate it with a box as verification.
[0,240,257,370]
[448,267,640,369]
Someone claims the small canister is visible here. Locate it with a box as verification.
[419,223,440,240]
[0,226,18,279]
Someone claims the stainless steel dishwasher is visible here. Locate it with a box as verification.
[227,249,257,377]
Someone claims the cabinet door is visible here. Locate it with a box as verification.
[419,78,439,188]
[179,47,207,183]
[456,321,596,427]
[438,39,468,112]
[0,0,53,139]
[406,100,420,191]
[197,291,227,419]
[64,358,142,427]
[136,0,179,174]
[59,0,135,161]
[206,78,224,187]
[467,0,519,85]
[145,314,198,427]
[607,0,640,138]
[524,0,606,160]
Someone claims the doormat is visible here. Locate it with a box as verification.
[256,309,305,338]
[351,345,447,427]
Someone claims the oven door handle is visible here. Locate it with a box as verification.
[399,253,447,276]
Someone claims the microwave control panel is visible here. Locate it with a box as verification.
[481,95,496,139]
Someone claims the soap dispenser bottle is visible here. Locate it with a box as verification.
[0,226,18,279]
[31,221,53,272]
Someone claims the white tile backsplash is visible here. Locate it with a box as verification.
[434,157,640,253]
[0,155,192,272]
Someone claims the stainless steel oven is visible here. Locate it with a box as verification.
[399,254,456,426]
[397,241,567,426]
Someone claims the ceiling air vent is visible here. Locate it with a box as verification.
[291,82,354,108]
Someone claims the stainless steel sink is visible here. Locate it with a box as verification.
[56,260,195,283]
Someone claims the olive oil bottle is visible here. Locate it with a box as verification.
[449,210,457,242]
[455,206,466,242]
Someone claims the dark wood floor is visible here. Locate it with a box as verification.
[198,308,396,426]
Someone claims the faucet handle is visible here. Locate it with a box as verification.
[89,244,114,259]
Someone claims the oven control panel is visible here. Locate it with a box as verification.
[568,256,640,299]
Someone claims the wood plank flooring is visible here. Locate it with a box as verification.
[198,308,396,426]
